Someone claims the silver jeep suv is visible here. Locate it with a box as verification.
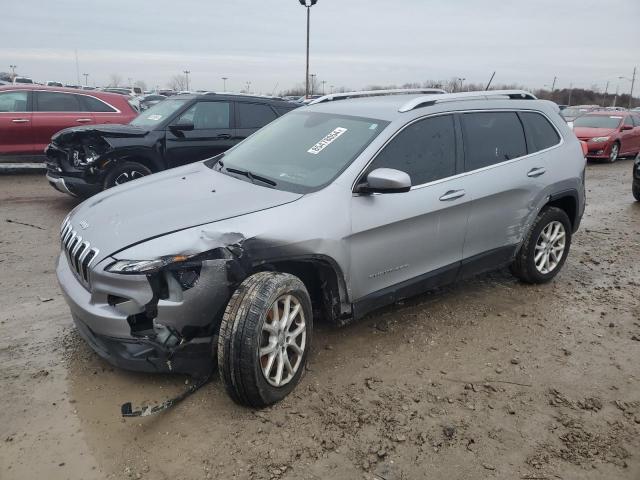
[57,90,586,407]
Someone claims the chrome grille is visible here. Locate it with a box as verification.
[60,219,99,286]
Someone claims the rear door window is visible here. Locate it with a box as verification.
[369,114,456,185]
[238,102,278,129]
[462,112,527,171]
[623,116,633,127]
[519,112,561,153]
[0,91,28,112]
[35,91,82,112]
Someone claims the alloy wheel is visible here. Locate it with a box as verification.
[609,143,619,162]
[114,170,145,185]
[260,294,306,387]
[534,221,566,274]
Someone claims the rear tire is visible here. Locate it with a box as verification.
[217,272,312,407]
[103,161,152,190]
[510,207,572,284]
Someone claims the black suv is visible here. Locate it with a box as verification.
[45,94,298,197]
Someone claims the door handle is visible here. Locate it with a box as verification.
[439,189,466,201]
[527,167,546,178]
[11,118,30,123]
[216,134,231,139]
[76,118,92,123]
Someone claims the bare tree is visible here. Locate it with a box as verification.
[108,73,123,87]
[168,74,187,91]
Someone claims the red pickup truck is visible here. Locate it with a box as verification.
[0,85,138,164]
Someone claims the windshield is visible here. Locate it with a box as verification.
[573,115,622,129]
[208,111,389,193]
[561,108,585,117]
[130,98,189,128]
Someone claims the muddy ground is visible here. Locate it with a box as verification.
[1,160,639,480]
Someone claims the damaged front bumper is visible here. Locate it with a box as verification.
[45,143,107,197]
[56,251,233,376]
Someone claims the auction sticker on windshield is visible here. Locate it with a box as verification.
[307,127,347,155]
[147,114,162,121]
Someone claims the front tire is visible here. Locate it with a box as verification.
[633,180,640,202]
[510,207,572,284]
[608,142,620,163]
[103,161,152,190]
[217,272,313,407]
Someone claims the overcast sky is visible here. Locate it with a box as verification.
[2,0,638,94]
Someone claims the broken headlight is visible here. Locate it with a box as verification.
[72,147,101,167]
[106,255,192,274]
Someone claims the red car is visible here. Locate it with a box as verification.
[0,85,138,163]
[572,111,640,162]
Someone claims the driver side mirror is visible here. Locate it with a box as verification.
[621,124,633,131]
[169,119,194,134]
[356,168,412,194]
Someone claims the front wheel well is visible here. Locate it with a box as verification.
[253,258,351,325]
[119,155,160,173]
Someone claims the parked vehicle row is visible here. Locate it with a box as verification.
[55,89,587,407]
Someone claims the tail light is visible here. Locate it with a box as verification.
[580,141,588,157]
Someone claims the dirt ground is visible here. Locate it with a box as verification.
[1,160,639,480]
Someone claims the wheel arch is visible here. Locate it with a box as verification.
[253,255,352,326]
[546,189,579,232]
[105,148,164,173]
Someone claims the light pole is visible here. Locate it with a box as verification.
[82,73,89,86]
[620,68,636,108]
[298,0,318,99]
[330,84,334,94]
[617,75,633,108]
[183,70,191,91]
[246,81,251,93]
[222,77,228,91]
[567,82,573,106]
[457,77,466,92]
[551,76,557,92]
[9,64,17,81]
[310,74,316,95]
[321,80,326,95]
[602,80,610,106]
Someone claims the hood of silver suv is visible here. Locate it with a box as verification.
[66,162,302,263]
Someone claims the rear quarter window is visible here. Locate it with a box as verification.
[238,102,278,129]
[519,112,561,153]
[274,105,297,116]
[82,95,117,112]
[461,112,527,171]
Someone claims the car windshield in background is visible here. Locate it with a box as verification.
[130,98,189,128]
[208,111,389,193]
[573,115,622,129]
[561,108,584,117]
